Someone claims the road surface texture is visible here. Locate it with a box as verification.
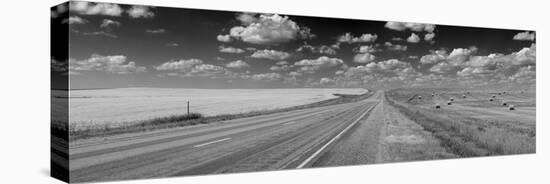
[69,91,441,182]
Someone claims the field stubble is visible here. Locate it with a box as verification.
[385,89,535,157]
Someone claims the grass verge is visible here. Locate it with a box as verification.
[385,90,535,157]
[69,90,374,140]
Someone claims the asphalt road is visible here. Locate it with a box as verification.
[69,91,383,182]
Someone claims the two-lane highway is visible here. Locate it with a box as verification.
[69,91,383,182]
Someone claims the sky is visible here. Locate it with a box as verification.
[51,1,536,89]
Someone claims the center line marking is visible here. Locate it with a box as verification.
[193,138,232,148]
[283,121,297,125]
[296,102,378,169]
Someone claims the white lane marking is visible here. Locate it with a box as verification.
[296,102,378,169]
[283,121,297,125]
[193,138,232,148]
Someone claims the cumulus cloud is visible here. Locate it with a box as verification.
[100,19,120,29]
[424,32,435,42]
[155,59,203,71]
[251,72,283,81]
[166,43,179,47]
[297,44,337,55]
[294,56,343,73]
[250,49,290,60]
[155,59,246,79]
[68,16,86,24]
[356,45,377,53]
[420,49,448,64]
[219,46,246,54]
[145,29,166,34]
[513,31,535,41]
[385,21,435,32]
[406,33,420,43]
[423,44,536,88]
[190,64,228,77]
[82,31,117,38]
[320,77,335,85]
[353,53,376,63]
[334,59,419,88]
[226,60,249,69]
[421,46,478,73]
[69,54,146,74]
[270,61,292,71]
[127,5,155,18]
[70,2,123,16]
[384,42,407,51]
[216,34,232,42]
[226,14,314,45]
[337,33,378,43]
[51,59,68,72]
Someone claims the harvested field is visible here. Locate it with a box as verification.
[386,88,535,156]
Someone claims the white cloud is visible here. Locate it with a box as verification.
[294,56,344,73]
[70,2,123,16]
[513,31,535,41]
[227,14,313,45]
[51,59,68,72]
[337,33,378,43]
[226,60,249,69]
[191,64,227,77]
[420,49,447,64]
[357,45,377,53]
[250,49,290,60]
[145,29,166,34]
[216,34,232,42]
[384,42,407,51]
[251,72,283,81]
[320,77,335,85]
[335,59,419,88]
[236,13,257,24]
[424,32,435,41]
[69,54,146,74]
[420,47,478,73]
[385,21,435,32]
[68,16,86,24]
[100,19,120,29]
[155,59,246,79]
[82,31,117,38]
[127,5,155,18]
[219,46,246,54]
[166,43,179,47]
[270,61,292,71]
[353,53,376,63]
[429,62,455,74]
[406,33,420,43]
[364,59,411,72]
[297,44,337,55]
[155,59,203,71]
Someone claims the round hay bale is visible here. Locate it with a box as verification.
[463,95,467,98]
[502,102,507,106]
[509,105,515,110]
[435,104,441,109]
[450,98,454,101]
[489,98,494,101]
[447,101,452,105]
[418,96,422,100]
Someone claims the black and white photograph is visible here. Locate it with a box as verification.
[47,0,537,183]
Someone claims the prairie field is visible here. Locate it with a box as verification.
[59,88,367,129]
[386,88,535,156]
